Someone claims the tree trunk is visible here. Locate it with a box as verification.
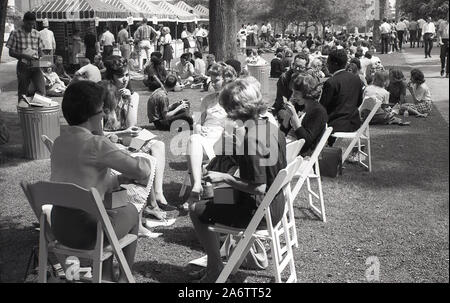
[373,0,387,52]
[0,1,8,61]
[209,0,237,61]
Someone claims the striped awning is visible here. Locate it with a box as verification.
[174,1,208,21]
[33,0,130,21]
[194,4,209,17]
[102,0,145,18]
[130,0,175,21]
[158,1,196,22]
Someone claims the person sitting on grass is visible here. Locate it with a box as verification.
[51,81,150,282]
[143,52,167,92]
[400,68,433,118]
[43,65,66,97]
[53,56,71,85]
[93,54,107,76]
[188,79,287,283]
[387,68,407,105]
[147,75,193,131]
[363,70,390,105]
[175,53,195,87]
[270,52,284,78]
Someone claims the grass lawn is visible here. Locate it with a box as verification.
[0,59,448,283]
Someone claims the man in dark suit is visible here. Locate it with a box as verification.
[320,49,363,144]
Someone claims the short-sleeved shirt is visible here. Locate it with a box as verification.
[196,119,287,229]
[147,88,169,122]
[117,28,129,45]
[176,61,195,79]
[135,25,155,41]
[439,21,449,39]
[100,31,115,46]
[76,64,102,83]
[363,85,390,104]
[411,83,432,103]
[194,58,206,75]
[6,27,44,63]
[235,118,287,225]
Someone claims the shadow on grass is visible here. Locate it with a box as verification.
[159,226,202,251]
[133,260,191,283]
[0,216,39,283]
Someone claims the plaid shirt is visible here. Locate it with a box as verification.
[134,25,155,41]
[6,27,43,58]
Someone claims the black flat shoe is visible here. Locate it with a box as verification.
[156,201,177,212]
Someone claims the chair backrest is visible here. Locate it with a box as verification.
[286,139,305,164]
[41,135,54,154]
[309,126,333,164]
[245,156,304,229]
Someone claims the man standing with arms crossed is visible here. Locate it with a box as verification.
[6,12,46,102]
[134,18,157,71]
[438,12,449,77]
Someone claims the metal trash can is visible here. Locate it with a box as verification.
[17,105,60,160]
[247,64,269,94]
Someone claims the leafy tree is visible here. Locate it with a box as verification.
[399,0,448,20]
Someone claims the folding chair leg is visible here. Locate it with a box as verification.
[281,213,297,283]
[367,131,372,172]
[216,236,255,283]
[38,216,48,283]
[314,165,326,223]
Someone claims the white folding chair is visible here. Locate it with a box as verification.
[291,127,333,225]
[40,135,54,154]
[209,156,304,283]
[286,139,305,164]
[21,181,137,283]
[331,97,382,172]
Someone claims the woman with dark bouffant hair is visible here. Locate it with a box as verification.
[100,55,177,220]
[400,68,433,118]
[281,74,328,155]
[387,68,407,105]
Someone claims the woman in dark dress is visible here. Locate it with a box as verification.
[188,79,287,282]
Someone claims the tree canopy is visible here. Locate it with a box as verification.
[399,0,449,20]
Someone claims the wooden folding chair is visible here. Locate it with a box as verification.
[21,181,137,283]
[40,135,54,154]
[331,97,382,172]
[209,156,304,283]
[291,127,333,225]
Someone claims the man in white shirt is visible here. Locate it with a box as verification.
[396,18,407,51]
[260,23,268,42]
[422,17,436,58]
[438,13,449,77]
[39,18,56,56]
[100,27,115,60]
[379,18,391,54]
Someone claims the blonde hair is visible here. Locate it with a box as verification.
[219,79,267,121]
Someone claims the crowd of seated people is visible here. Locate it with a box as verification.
[44,28,436,283]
